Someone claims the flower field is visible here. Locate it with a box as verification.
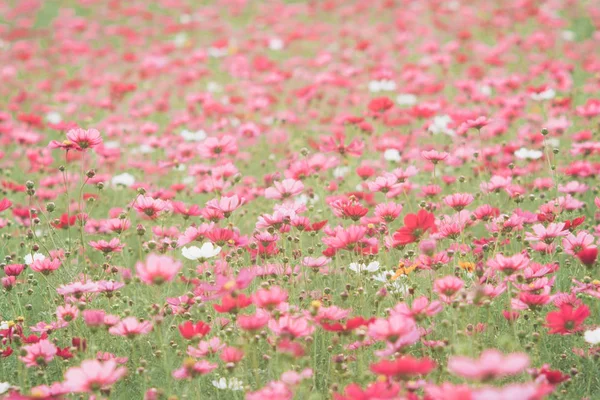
[2,0,600,398]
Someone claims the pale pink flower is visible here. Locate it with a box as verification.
[64,359,127,392]
[265,179,304,200]
[108,317,153,337]
[20,339,58,367]
[448,350,529,381]
[66,128,103,150]
[525,223,569,244]
[268,315,314,338]
[136,253,182,285]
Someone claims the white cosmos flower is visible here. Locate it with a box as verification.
[584,328,600,345]
[384,149,401,162]
[372,272,389,283]
[531,88,555,101]
[514,147,543,160]
[0,382,11,395]
[396,93,417,106]
[208,47,227,58]
[333,167,349,179]
[173,33,187,47]
[180,129,207,142]
[295,194,318,206]
[207,82,222,92]
[269,38,284,50]
[24,253,45,266]
[103,141,120,149]
[389,280,410,295]
[111,173,135,187]
[46,112,62,124]
[137,144,154,154]
[349,262,380,273]
[182,243,221,260]
[561,30,575,41]
[479,85,492,96]
[369,80,395,93]
[428,115,455,136]
[0,321,9,330]
[212,377,244,391]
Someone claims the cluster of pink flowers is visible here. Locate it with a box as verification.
[0,0,599,399]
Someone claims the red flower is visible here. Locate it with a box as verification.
[219,346,244,364]
[213,294,252,313]
[321,317,373,333]
[57,346,74,359]
[178,321,211,340]
[341,203,369,221]
[393,209,437,245]
[72,337,87,351]
[368,97,394,113]
[334,382,401,400]
[546,304,590,335]
[308,220,328,232]
[370,356,436,378]
[537,365,569,384]
[22,332,48,344]
[0,198,12,212]
[0,347,13,357]
[577,247,597,267]
[563,217,585,231]
[51,213,78,229]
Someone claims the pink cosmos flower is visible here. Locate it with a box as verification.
[444,193,474,211]
[367,315,420,346]
[472,383,553,400]
[83,310,106,327]
[89,238,125,253]
[198,135,238,158]
[268,315,315,338]
[265,179,304,200]
[65,128,103,150]
[30,258,62,274]
[220,346,244,364]
[487,253,530,275]
[103,218,131,233]
[433,276,465,303]
[246,381,292,400]
[374,202,403,223]
[322,225,367,250]
[391,297,443,321]
[187,337,225,357]
[448,349,529,381]
[252,286,289,309]
[56,304,79,323]
[136,253,182,285]
[237,311,270,331]
[64,359,127,393]
[133,196,169,219]
[108,317,153,337]
[421,150,449,164]
[0,198,12,212]
[367,175,398,193]
[20,339,57,367]
[172,359,218,379]
[319,130,364,157]
[301,256,331,270]
[525,223,569,244]
[56,281,98,297]
[206,195,244,217]
[562,232,595,256]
